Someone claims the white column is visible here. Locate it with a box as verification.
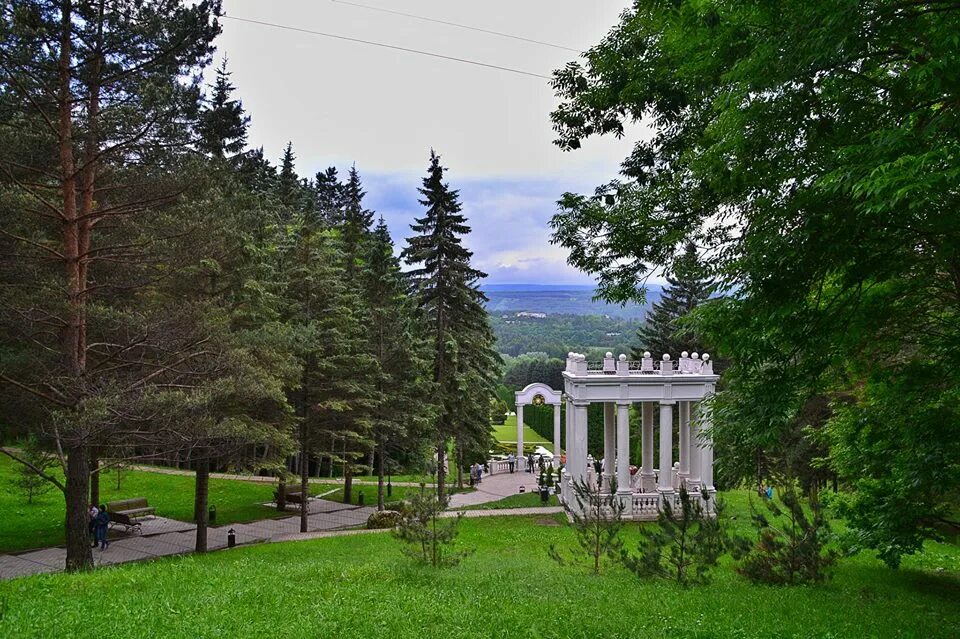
[641,402,654,491]
[688,401,702,490]
[573,402,589,483]
[658,402,674,492]
[616,402,631,494]
[602,402,615,491]
[678,401,690,486]
[552,403,562,463]
[516,403,524,462]
[700,396,714,491]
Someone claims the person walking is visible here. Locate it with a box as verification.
[88,504,99,549]
[507,453,515,473]
[94,504,110,551]
[528,453,535,474]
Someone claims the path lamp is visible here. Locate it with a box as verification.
[227,528,236,548]
[387,474,392,497]
[208,504,216,525]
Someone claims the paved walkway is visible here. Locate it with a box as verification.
[127,464,433,487]
[448,468,545,508]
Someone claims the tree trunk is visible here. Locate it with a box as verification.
[194,458,209,552]
[377,434,385,511]
[344,463,354,504]
[300,434,309,533]
[89,450,100,508]
[436,442,447,504]
[456,442,464,489]
[276,478,286,511]
[65,445,92,571]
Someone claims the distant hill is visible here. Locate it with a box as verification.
[481,283,658,320]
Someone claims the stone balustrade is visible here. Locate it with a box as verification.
[565,351,714,376]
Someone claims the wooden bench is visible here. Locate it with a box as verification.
[107,510,142,534]
[107,497,156,519]
[274,484,310,505]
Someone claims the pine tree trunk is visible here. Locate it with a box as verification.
[436,442,447,503]
[276,478,286,511]
[300,433,309,533]
[194,458,209,553]
[377,434,385,511]
[343,438,353,504]
[65,446,92,572]
[456,442,464,489]
[89,450,99,508]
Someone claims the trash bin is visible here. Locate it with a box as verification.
[539,486,550,503]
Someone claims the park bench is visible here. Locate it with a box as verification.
[273,484,309,505]
[105,497,155,533]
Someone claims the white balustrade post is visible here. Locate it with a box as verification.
[641,402,655,491]
[658,402,674,492]
[700,389,715,492]
[678,401,690,487]
[616,402,631,495]
[516,403,524,463]
[603,402,615,491]
[553,402,562,463]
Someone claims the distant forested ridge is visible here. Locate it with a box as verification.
[491,313,640,358]
[483,285,657,319]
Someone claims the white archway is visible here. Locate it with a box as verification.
[514,383,563,465]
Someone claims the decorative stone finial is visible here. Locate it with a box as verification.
[681,351,689,358]
[618,354,626,361]
[703,353,710,361]
[662,353,671,361]
[691,352,699,359]
[605,351,613,358]
[643,351,651,359]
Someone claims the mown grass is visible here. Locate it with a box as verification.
[1,508,958,639]
[490,414,551,444]
[0,456,280,553]
[461,491,560,510]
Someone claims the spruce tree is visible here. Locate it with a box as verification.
[315,166,345,225]
[278,142,300,208]
[632,242,716,359]
[402,151,500,500]
[364,218,434,509]
[197,58,250,159]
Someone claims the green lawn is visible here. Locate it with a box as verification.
[0,456,282,553]
[491,414,551,445]
[461,491,560,510]
[1,506,957,638]
[320,484,473,507]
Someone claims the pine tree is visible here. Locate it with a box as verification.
[632,242,716,359]
[197,58,250,158]
[341,165,375,258]
[278,142,300,208]
[402,151,500,500]
[364,218,434,509]
[315,166,344,225]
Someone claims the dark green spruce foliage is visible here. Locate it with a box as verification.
[632,242,715,360]
[8,436,56,504]
[402,151,500,500]
[549,477,624,574]
[393,483,467,567]
[364,218,434,510]
[548,1,960,567]
[196,58,249,159]
[737,485,837,585]
[622,486,726,586]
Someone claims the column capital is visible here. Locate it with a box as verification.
[572,400,591,407]
[615,400,632,407]
[658,400,677,406]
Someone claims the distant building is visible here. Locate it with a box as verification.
[516,311,547,319]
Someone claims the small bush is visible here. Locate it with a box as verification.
[392,483,469,567]
[736,484,837,585]
[367,510,402,529]
[549,476,624,574]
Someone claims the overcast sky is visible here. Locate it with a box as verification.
[217,0,637,285]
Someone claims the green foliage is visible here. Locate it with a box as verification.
[547,0,960,565]
[393,484,468,567]
[7,437,56,505]
[492,314,639,359]
[549,476,624,574]
[737,485,837,584]
[623,486,727,586]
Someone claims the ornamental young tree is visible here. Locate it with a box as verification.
[402,151,500,501]
[548,1,960,567]
[548,476,625,575]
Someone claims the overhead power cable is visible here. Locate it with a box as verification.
[220,15,553,80]
[330,0,584,54]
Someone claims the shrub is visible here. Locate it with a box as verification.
[366,510,402,529]
[736,484,837,585]
[549,476,624,574]
[392,483,469,567]
[622,486,727,586]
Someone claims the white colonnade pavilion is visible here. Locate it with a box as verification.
[556,350,719,520]
[513,382,563,466]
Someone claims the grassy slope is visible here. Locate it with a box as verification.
[460,491,560,510]
[491,414,550,444]
[1,505,958,639]
[0,456,281,553]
